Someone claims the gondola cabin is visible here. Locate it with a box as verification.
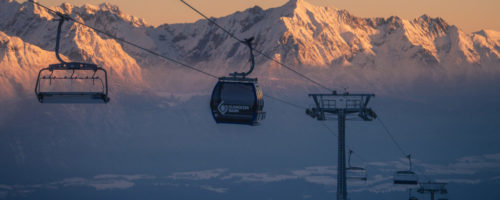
[210,77,265,125]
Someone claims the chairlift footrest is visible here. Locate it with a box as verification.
[37,92,109,104]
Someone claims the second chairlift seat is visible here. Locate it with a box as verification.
[210,37,265,125]
[394,170,419,185]
[346,150,368,181]
[394,154,419,185]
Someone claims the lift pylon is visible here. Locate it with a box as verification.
[306,91,376,200]
[417,181,448,200]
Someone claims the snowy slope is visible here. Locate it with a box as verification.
[0,0,146,95]
[0,30,67,100]
[163,0,500,68]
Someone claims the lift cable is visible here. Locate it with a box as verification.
[29,0,306,112]
[29,0,217,79]
[376,116,408,157]
[264,95,306,110]
[180,0,336,92]
[323,119,431,182]
[181,0,435,184]
[320,122,369,164]
[31,0,433,183]
[375,113,431,181]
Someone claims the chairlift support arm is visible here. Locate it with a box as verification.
[408,154,413,171]
[348,150,353,168]
[55,12,72,64]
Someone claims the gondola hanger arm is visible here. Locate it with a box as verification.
[229,37,255,77]
[54,12,73,64]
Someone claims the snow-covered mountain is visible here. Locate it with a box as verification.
[0,31,65,101]
[0,0,499,98]
[0,0,146,100]
[161,0,500,67]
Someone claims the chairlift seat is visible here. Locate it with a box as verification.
[394,170,418,185]
[347,166,367,181]
[37,92,109,104]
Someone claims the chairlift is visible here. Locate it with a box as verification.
[210,37,265,125]
[34,12,109,104]
[394,154,419,185]
[346,150,367,181]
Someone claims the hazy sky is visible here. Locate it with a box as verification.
[34,0,500,33]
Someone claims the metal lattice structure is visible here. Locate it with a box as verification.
[418,182,448,200]
[306,92,376,200]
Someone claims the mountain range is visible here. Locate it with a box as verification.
[0,0,499,100]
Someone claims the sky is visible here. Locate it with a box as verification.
[32,0,500,33]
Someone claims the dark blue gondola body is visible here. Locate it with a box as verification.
[210,77,265,125]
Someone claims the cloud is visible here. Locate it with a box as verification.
[292,166,337,177]
[366,162,390,167]
[93,174,155,181]
[304,176,336,185]
[2,153,498,198]
[435,179,481,184]
[421,153,500,175]
[366,182,407,193]
[0,185,12,190]
[221,173,297,183]
[168,168,227,180]
[51,176,137,190]
[290,166,339,185]
[0,173,157,196]
[200,185,228,193]
[88,180,135,190]
[53,177,86,187]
